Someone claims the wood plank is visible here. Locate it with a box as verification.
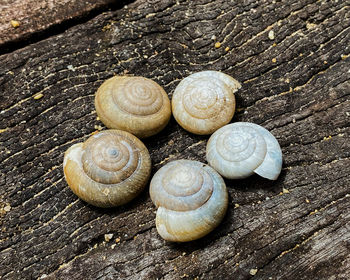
[0,0,349,279]
[0,0,130,52]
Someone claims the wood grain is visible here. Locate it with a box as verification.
[0,0,132,53]
[0,0,349,279]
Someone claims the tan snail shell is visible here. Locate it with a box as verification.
[63,130,151,207]
[149,160,228,242]
[171,71,241,135]
[206,122,282,180]
[95,76,171,138]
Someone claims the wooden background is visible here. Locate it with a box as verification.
[0,0,349,279]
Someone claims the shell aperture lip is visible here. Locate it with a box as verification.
[206,122,282,180]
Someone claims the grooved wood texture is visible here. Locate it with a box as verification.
[0,0,128,49]
[0,0,349,279]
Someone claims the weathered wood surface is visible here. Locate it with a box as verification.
[0,0,130,52]
[0,0,349,279]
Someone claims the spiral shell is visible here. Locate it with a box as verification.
[95,76,171,138]
[171,71,241,135]
[63,130,151,207]
[206,122,282,180]
[150,160,228,242]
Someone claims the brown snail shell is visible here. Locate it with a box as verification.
[63,130,151,207]
[95,76,171,138]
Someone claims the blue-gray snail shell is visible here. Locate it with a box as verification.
[206,122,282,180]
[149,160,228,242]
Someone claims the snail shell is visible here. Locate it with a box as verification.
[63,130,151,207]
[206,122,282,180]
[150,160,228,242]
[95,76,171,138]
[171,71,241,135]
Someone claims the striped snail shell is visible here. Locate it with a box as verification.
[171,71,241,135]
[63,130,151,207]
[95,76,171,138]
[149,160,228,242]
[206,122,282,180]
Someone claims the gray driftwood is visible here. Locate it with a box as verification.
[0,0,349,279]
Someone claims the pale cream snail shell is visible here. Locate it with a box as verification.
[95,76,171,138]
[149,160,228,242]
[206,122,282,180]
[63,130,151,207]
[171,71,241,135]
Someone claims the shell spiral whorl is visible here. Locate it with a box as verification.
[63,130,151,207]
[206,122,282,180]
[95,76,171,138]
[172,71,241,135]
[150,160,228,242]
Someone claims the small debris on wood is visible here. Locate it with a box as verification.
[102,23,112,31]
[215,42,221,48]
[145,13,156,18]
[306,22,317,29]
[282,188,290,194]
[104,233,113,242]
[250,268,258,275]
[67,65,75,71]
[268,30,275,40]
[33,93,44,100]
[10,20,20,28]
